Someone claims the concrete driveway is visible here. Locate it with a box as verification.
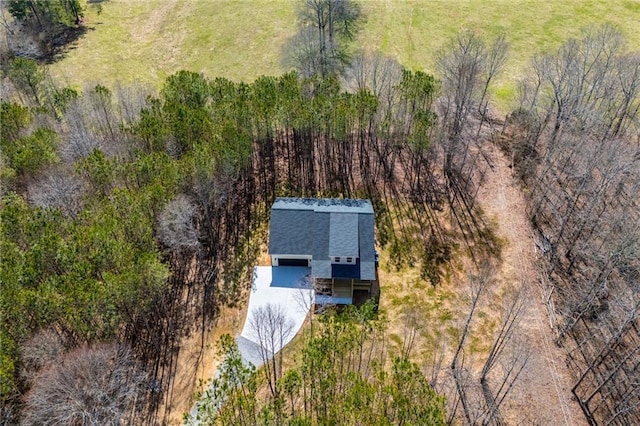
[238,266,314,365]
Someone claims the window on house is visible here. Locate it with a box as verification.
[346,257,353,263]
[334,257,341,263]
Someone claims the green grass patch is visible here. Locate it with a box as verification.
[358,0,640,112]
[46,1,640,114]
[49,0,296,89]
[438,308,453,323]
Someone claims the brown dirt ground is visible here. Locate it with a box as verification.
[156,303,246,425]
[159,143,586,424]
[477,139,586,425]
[377,135,587,424]
[157,246,271,424]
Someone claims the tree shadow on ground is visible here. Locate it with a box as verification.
[4,21,95,65]
[40,25,95,64]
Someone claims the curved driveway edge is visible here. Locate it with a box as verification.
[238,266,313,363]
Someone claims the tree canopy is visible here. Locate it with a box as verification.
[190,304,446,425]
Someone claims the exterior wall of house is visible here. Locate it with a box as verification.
[331,256,357,264]
[352,279,372,291]
[315,278,332,296]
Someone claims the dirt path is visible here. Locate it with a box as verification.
[477,139,585,425]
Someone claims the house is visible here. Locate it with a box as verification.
[268,197,378,305]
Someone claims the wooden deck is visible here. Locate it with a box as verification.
[314,272,379,307]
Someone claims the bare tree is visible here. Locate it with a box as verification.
[399,303,423,359]
[435,31,509,257]
[283,26,327,80]
[57,97,106,162]
[509,24,640,424]
[293,274,318,335]
[443,263,531,424]
[451,261,495,368]
[479,283,530,425]
[248,303,294,399]
[0,0,16,56]
[284,0,362,78]
[437,30,508,149]
[480,283,528,383]
[478,34,508,116]
[114,83,152,126]
[450,260,495,424]
[55,85,132,163]
[483,337,530,424]
[157,194,199,251]
[342,50,403,103]
[21,343,148,426]
[18,328,64,388]
[437,29,481,137]
[27,167,86,216]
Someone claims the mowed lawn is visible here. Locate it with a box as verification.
[49,0,297,88]
[358,0,640,106]
[50,0,640,107]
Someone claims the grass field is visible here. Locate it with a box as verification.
[48,0,296,88]
[49,0,640,110]
[358,0,640,107]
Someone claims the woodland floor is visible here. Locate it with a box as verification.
[160,142,587,424]
[156,249,274,424]
[477,138,585,424]
[156,303,246,425]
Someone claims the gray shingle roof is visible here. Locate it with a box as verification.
[360,261,376,280]
[358,213,375,261]
[311,260,332,278]
[269,198,376,279]
[329,213,359,257]
[268,208,314,254]
[312,212,330,259]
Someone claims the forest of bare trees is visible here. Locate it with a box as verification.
[505,24,640,424]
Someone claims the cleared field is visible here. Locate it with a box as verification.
[49,0,640,109]
[358,0,640,106]
[48,0,296,88]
